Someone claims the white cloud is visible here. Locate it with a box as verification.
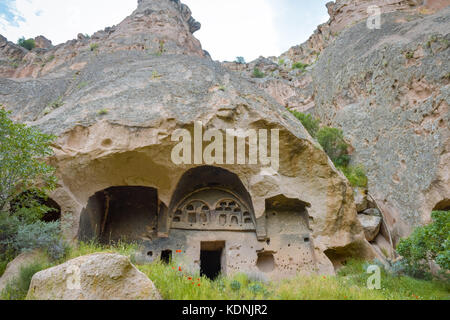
[0,0,327,62]
[184,0,280,62]
[0,0,136,45]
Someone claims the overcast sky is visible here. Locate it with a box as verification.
[0,0,330,62]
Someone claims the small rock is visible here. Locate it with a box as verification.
[354,187,368,212]
[363,208,382,217]
[358,214,382,242]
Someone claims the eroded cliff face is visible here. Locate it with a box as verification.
[223,0,450,245]
[0,0,373,277]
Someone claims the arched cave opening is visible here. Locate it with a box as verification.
[78,186,159,244]
[9,191,61,222]
[168,166,256,231]
[433,199,450,211]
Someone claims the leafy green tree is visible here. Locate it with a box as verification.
[0,108,56,212]
[397,211,450,279]
[235,56,246,64]
[290,110,320,138]
[17,37,36,51]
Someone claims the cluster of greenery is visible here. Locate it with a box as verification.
[292,61,309,72]
[0,108,66,278]
[252,67,265,79]
[89,43,99,52]
[397,211,449,280]
[17,37,36,51]
[290,110,367,188]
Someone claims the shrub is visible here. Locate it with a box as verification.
[14,221,67,261]
[290,110,320,138]
[397,211,450,279]
[317,127,351,167]
[252,68,265,78]
[90,43,99,52]
[1,261,48,300]
[292,61,308,71]
[17,37,35,51]
[338,165,368,188]
[98,108,109,116]
[278,59,285,65]
[230,280,241,291]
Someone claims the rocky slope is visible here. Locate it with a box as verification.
[223,0,450,245]
[0,0,376,275]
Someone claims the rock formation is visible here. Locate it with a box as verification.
[27,253,161,300]
[0,0,377,278]
[223,0,450,249]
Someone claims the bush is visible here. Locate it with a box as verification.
[290,110,320,138]
[252,68,265,78]
[1,261,48,300]
[292,61,309,71]
[338,165,368,188]
[14,221,67,261]
[17,37,35,51]
[317,127,351,167]
[397,211,450,279]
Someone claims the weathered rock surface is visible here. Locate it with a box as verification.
[27,253,161,300]
[223,0,450,244]
[312,6,450,242]
[0,0,373,276]
[354,187,369,212]
[357,214,382,241]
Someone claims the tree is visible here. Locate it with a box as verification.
[0,108,56,212]
[235,56,246,64]
[17,37,36,51]
[397,210,450,279]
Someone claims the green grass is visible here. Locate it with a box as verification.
[137,259,449,300]
[1,259,50,300]
[2,242,448,300]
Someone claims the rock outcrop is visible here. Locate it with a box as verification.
[27,253,161,300]
[223,0,450,246]
[0,0,374,277]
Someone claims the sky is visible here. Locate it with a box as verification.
[0,0,330,62]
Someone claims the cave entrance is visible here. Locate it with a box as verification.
[78,186,159,244]
[200,241,225,280]
[161,250,172,264]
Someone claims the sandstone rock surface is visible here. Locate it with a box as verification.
[223,0,450,244]
[357,214,382,241]
[1,0,376,277]
[27,253,161,300]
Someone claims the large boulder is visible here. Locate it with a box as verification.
[26,253,161,300]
